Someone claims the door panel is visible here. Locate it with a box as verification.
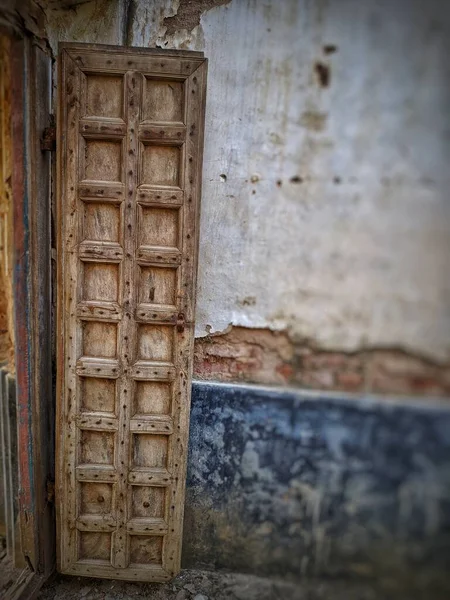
[56,44,207,582]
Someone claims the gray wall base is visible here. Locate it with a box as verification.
[182,381,450,595]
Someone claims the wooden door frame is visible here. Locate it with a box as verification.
[3,30,55,599]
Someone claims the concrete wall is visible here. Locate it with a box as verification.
[43,0,450,373]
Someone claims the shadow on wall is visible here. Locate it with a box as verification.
[183,382,450,597]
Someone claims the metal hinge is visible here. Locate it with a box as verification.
[41,114,56,151]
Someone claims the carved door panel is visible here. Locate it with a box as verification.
[56,44,207,582]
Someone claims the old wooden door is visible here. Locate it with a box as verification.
[56,44,207,582]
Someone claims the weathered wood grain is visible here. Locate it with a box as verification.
[56,43,207,582]
[5,33,56,595]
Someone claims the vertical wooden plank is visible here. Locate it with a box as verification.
[0,368,14,559]
[0,28,55,600]
[29,40,55,577]
[56,48,81,573]
[10,34,37,571]
[0,31,12,543]
[0,371,4,538]
[163,60,208,575]
[111,70,142,570]
[0,34,15,373]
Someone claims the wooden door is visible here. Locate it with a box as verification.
[56,44,207,582]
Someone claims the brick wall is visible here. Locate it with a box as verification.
[194,327,450,397]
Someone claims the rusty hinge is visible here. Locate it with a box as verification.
[41,114,56,151]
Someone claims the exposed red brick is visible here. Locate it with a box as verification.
[276,363,294,380]
[193,326,450,399]
[194,328,294,386]
[296,349,365,392]
[367,351,450,397]
[335,371,364,391]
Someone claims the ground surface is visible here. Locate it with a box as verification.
[37,569,389,600]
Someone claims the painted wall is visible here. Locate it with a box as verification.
[184,381,450,593]
[45,0,450,362]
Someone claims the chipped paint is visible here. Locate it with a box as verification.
[163,0,231,37]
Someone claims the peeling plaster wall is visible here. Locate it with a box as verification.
[45,0,450,362]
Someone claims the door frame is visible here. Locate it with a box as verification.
[2,26,55,599]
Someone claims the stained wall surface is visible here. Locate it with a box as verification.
[44,0,450,364]
[183,381,450,593]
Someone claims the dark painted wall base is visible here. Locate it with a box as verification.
[182,381,450,595]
